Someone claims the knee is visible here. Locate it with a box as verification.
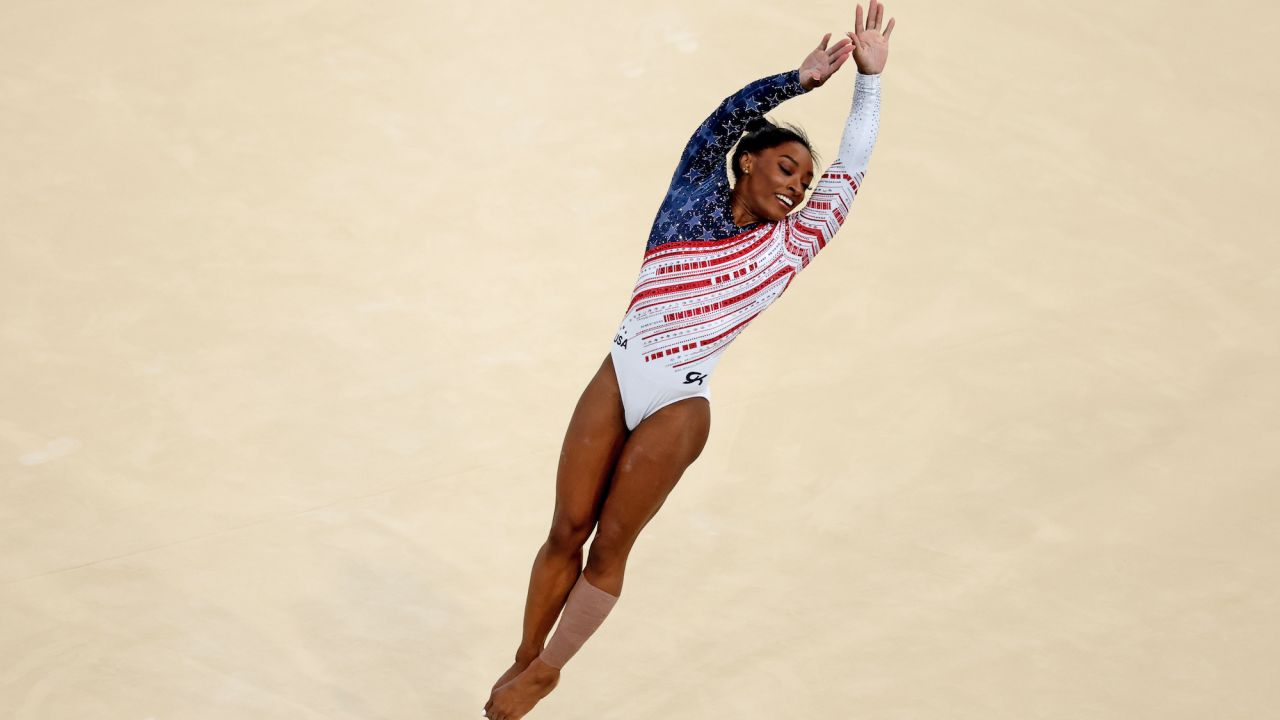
[546,514,595,556]
[584,519,631,574]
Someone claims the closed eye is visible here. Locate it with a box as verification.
[780,163,814,190]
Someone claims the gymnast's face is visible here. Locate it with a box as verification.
[736,141,815,223]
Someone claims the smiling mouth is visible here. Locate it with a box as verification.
[774,193,794,209]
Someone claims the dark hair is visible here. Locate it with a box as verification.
[730,116,818,182]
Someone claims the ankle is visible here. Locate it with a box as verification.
[515,646,543,664]
[527,656,562,678]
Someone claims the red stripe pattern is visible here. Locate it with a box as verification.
[618,163,863,371]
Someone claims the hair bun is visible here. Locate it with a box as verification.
[743,116,775,135]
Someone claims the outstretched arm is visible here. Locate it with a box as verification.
[669,34,855,187]
[667,72,804,188]
[786,0,895,268]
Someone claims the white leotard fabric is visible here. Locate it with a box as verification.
[611,72,882,431]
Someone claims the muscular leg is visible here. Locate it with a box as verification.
[582,395,711,595]
[489,354,628,692]
[485,396,711,720]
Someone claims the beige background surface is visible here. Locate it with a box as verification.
[2,1,1278,718]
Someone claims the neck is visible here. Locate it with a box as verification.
[730,188,760,227]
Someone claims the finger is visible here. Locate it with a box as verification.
[818,31,831,50]
[830,52,850,73]
[876,2,886,30]
[883,17,895,39]
[855,4,864,34]
[827,36,852,55]
[846,30,859,49]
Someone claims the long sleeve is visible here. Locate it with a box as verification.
[670,70,808,186]
[783,72,882,269]
[648,71,807,250]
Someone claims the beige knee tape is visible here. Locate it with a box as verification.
[538,573,619,669]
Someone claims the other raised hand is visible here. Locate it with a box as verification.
[798,33,855,91]
[848,0,895,75]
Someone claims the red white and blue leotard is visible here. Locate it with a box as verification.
[610,70,882,430]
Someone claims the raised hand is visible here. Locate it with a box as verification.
[848,0,895,75]
[798,32,855,91]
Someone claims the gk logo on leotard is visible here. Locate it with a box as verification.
[683,371,707,385]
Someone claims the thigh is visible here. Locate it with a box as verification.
[551,354,631,530]
[593,396,712,551]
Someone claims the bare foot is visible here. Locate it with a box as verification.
[483,658,560,720]
[489,652,537,693]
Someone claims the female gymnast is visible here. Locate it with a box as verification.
[485,3,894,717]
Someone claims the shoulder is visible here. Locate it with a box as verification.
[648,181,735,249]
